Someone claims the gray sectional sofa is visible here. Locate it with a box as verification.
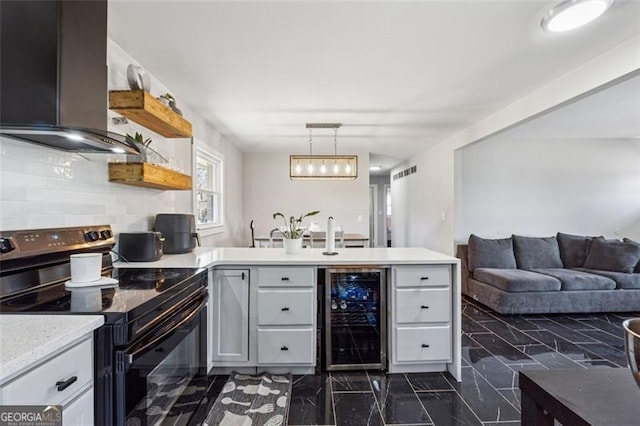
[457,233,640,314]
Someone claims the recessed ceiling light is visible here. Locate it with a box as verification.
[370,165,382,171]
[541,0,614,32]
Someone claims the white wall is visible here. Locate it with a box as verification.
[243,152,369,241]
[0,40,244,246]
[457,138,640,242]
[391,36,640,255]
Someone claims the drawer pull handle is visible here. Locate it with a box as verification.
[281,307,290,311]
[420,305,429,309]
[281,346,289,351]
[281,277,290,281]
[56,376,78,392]
[420,276,429,280]
[421,344,430,348]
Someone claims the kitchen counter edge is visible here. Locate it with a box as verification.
[114,247,460,269]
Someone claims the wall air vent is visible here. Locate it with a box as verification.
[392,165,417,181]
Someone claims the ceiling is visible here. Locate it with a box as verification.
[108,0,640,166]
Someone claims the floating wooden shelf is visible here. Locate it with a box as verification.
[109,90,193,138]
[108,162,192,190]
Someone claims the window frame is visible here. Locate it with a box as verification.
[193,142,224,236]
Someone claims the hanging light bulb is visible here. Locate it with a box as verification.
[333,129,339,174]
[320,160,327,174]
[295,161,302,175]
[307,129,314,173]
[345,163,352,174]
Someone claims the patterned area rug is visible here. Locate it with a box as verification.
[204,373,291,426]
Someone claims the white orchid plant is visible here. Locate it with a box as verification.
[271,210,320,239]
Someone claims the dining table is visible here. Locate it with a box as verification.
[254,233,369,248]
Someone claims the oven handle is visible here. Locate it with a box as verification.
[125,294,207,365]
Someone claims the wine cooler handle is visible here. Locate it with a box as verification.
[421,344,430,348]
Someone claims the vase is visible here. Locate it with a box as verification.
[283,238,303,254]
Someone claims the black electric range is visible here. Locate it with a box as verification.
[0,225,209,426]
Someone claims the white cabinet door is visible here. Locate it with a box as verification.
[63,387,94,426]
[210,269,250,362]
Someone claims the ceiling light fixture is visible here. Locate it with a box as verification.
[541,0,614,32]
[290,123,358,180]
[370,165,382,172]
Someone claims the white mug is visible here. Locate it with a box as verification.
[70,253,102,283]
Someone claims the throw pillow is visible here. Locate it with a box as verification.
[583,239,640,273]
[623,238,640,273]
[512,235,563,270]
[556,232,589,268]
[467,234,517,272]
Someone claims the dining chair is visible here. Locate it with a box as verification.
[309,231,325,248]
[269,229,285,248]
[310,231,344,248]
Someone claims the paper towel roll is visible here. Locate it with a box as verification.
[326,217,336,253]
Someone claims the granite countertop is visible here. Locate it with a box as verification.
[115,247,459,269]
[0,315,104,384]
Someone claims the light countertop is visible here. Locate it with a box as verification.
[115,247,459,269]
[0,315,104,384]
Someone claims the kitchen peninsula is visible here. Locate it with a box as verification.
[115,247,461,381]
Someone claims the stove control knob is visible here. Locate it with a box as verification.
[100,230,112,240]
[85,231,99,242]
[0,238,14,254]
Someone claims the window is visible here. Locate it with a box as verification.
[194,145,224,234]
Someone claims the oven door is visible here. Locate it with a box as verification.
[115,288,208,426]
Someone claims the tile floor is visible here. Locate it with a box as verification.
[190,297,634,425]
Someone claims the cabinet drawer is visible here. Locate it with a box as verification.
[257,328,314,365]
[394,326,451,362]
[63,387,93,426]
[395,265,450,288]
[1,338,93,405]
[395,288,450,324]
[258,289,314,325]
[258,267,314,287]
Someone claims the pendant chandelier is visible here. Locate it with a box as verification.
[290,123,357,180]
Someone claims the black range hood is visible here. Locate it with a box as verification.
[0,0,139,155]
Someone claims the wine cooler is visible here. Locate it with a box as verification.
[325,267,386,370]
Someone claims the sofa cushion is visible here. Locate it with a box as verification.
[623,238,640,273]
[468,234,517,272]
[574,267,640,290]
[473,268,561,292]
[512,235,563,270]
[583,239,640,274]
[532,268,616,291]
[557,232,589,268]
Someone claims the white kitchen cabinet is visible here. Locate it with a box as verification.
[390,265,453,373]
[209,269,250,364]
[62,387,94,426]
[0,335,95,423]
[256,267,316,367]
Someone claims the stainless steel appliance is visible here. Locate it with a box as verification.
[118,232,164,262]
[154,214,200,254]
[0,225,208,426]
[325,267,386,371]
